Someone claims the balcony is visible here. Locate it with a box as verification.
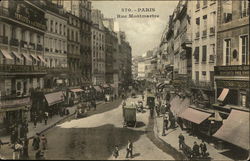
[190,80,214,90]
[36,44,43,51]
[0,96,31,108]
[210,27,215,35]
[214,65,250,77]
[20,40,28,48]
[202,30,207,38]
[29,43,35,50]
[10,38,19,46]
[0,36,8,45]
[0,64,47,74]
[47,67,69,74]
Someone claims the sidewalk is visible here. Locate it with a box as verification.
[154,116,232,160]
[0,105,78,143]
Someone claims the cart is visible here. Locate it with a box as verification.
[123,105,136,127]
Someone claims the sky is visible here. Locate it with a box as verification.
[92,0,178,57]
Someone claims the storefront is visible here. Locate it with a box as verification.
[44,91,65,117]
[68,88,84,105]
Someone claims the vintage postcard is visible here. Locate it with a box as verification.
[0,0,249,160]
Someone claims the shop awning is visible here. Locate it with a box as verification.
[22,53,32,62]
[179,108,212,124]
[70,88,84,93]
[30,54,40,62]
[37,55,47,63]
[103,84,110,88]
[45,91,64,106]
[12,51,22,60]
[93,86,102,92]
[218,88,229,102]
[110,84,116,88]
[213,109,249,150]
[0,49,13,60]
[170,96,190,116]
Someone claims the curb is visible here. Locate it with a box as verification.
[152,115,187,160]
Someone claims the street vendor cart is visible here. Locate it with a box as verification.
[123,104,137,127]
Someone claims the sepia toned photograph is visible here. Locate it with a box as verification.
[0,0,249,160]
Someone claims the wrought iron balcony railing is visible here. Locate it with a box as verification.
[0,64,47,73]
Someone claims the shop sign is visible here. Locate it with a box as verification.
[214,65,250,77]
[0,97,31,108]
[9,1,46,31]
[216,80,249,89]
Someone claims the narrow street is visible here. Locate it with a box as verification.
[26,96,174,160]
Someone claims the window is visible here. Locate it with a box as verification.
[203,15,207,29]
[241,0,249,18]
[196,1,200,10]
[194,47,199,63]
[224,39,231,65]
[202,71,206,76]
[195,71,199,82]
[209,44,215,62]
[240,35,249,65]
[203,0,208,7]
[59,24,62,35]
[64,25,66,36]
[37,35,41,44]
[50,20,53,32]
[202,45,207,62]
[222,1,232,23]
[55,22,58,33]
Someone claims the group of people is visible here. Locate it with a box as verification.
[112,140,134,159]
[32,133,48,160]
[178,133,208,159]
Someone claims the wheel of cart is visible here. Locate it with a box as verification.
[123,104,137,127]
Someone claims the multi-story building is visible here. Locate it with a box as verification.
[190,0,218,109]
[62,0,92,86]
[0,0,47,134]
[91,9,106,85]
[171,0,192,90]
[66,12,81,87]
[212,0,249,152]
[44,0,68,89]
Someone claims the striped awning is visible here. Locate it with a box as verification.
[45,91,64,106]
[30,54,40,62]
[37,55,47,63]
[12,51,22,60]
[0,49,13,60]
[22,53,32,62]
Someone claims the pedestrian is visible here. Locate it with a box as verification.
[22,136,29,159]
[178,117,184,130]
[113,145,119,158]
[32,133,40,150]
[10,130,16,144]
[156,104,160,117]
[34,114,37,128]
[200,140,207,158]
[192,141,200,158]
[162,113,169,136]
[91,100,96,111]
[41,134,47,150]
[12,141,23,160]
[125,140,133,158]
[44,112,48,125]
[178,133,185,150]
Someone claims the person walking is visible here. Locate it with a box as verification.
[192,141,200,158]
[162,113,169,136]
[200,140,207,158]
[32,133,40,150]
[91,100,97,111]
[112,145,119,159]
[126,140,133,158]
[178,133,185,150]
[12,141,23,160]
[41,134,47,150]
[22,136,29,159]
[44,112,48,125]
[33,114,38,128]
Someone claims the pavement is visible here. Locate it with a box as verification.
[0,100,105,159]
[151,95,233,161]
